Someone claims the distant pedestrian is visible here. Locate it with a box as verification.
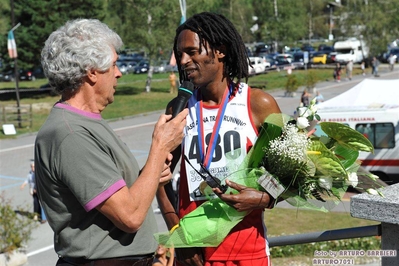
[346,60,353,80]
[361,61,366,76]
[20,162,46,223]
[314,90,324,104]
[169,71,177,94]
[300,89,311,107]
[334,63,341,82]
[372,57,380,77]
[388,54,396,71]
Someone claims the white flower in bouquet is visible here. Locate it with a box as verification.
[366,188,384,197]
[346,172,359,187]
[297,117,310,129]
[266,123,311,179]
[318,177,333,190]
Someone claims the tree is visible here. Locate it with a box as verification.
[252,0,308,52]
[337,0,399,56]
[106,0,183,92]
[9,0,106,69]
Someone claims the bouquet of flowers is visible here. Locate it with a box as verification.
[154,98,383,248]
[248,98,383,211]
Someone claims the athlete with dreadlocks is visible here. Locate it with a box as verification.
[157,12,281,266]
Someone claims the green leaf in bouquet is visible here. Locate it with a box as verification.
[307,140,347,179]
[247,117,283,169]
[333,144,359,170]
[320,122,374,153]
[264,113,293,127]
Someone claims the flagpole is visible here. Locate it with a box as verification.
[10,0,21,128]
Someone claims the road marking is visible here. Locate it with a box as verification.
[0,144,34,153]
[27,245,54,257]
[113,121,156,132]
[0,121,157,153]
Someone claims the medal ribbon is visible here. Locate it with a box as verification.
[197,84,233,169]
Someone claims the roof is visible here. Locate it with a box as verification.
[317,79,399,111]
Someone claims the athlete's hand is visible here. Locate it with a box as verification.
[215,179,271,212]
[175,247,204,266]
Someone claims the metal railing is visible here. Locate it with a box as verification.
[268,224,381,247]
[0,104,33,128]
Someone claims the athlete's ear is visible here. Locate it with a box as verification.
[215,45,226,59]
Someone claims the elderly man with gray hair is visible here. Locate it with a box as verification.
[35,18,188,266]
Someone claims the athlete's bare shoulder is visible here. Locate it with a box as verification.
[249,87,282,128]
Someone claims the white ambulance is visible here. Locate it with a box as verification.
[315,79,399,184]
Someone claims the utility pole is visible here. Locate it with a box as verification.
[273,0,278,53]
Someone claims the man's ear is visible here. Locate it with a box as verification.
[216,45,226,59]
[86,69,98,83]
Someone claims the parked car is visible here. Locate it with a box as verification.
[277,53,293,63]
[261,54,278,69]
[301,44,316,53]
[19,69,36,81]
[248,56,270,75]
[288,47,302,54]
[1,67,47,82]
[291,52,307,69]
[254,43,269,56]
[385,47,399,63]
[312,46,336,64]
[1,70,15,82]
[312,51,336,64]
[153,60,169,73]
[31,66,46,79]
[116,59,138,74]
[133,60,150,74]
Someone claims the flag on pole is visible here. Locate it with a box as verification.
[7,31,18,58]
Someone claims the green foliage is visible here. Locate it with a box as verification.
[305,70,318,89]
[337,0,399,56]
[285,74,299,92]
[0,193,38,253]
[4,0,106,69]
[320,122,374,153]
[2,0,398,69]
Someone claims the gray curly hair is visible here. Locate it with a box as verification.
[41,18,123,94]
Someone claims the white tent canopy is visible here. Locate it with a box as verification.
[317,79,399,110]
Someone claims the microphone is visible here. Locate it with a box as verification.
[171,81,194,118]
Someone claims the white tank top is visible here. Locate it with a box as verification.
[183,83,258,201]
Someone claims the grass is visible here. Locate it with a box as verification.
[266,207,378,236]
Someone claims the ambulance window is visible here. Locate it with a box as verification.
[375,123,395,148]
[356,123,394,149]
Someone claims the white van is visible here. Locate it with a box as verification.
[315,79,399,184]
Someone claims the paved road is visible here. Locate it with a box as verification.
[1,66,397,265]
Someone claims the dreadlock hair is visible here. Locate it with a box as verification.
[173,12,249,84]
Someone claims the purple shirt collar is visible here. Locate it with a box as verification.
[55,102,102,120]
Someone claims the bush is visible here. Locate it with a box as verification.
[305,70,318,89]
[284,74,299,97]
[0,193,37,253]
